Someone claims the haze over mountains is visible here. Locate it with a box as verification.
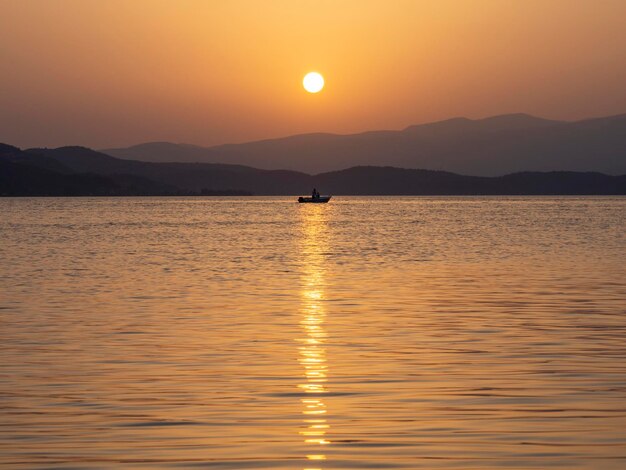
[2,112,625,196]
[2,141,625,196]
[103,113,626,176]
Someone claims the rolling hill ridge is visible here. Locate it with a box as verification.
[1,142,625,196]
[103,113,626,176]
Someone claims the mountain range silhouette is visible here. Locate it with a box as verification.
[1,147,624,197]
[103,113,626,176]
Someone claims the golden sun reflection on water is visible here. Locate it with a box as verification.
[2,198,625,469]
[298,206,331,469]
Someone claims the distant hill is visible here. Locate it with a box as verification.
[0,145,179,196]
[1,144,251,196]
[314,166,626,195]
[2,143,625,196]
[24,146,310,195]
[102,113,626,175]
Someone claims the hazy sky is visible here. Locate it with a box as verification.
[1,0,625,149]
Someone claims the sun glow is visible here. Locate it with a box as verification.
[303,72,325,93]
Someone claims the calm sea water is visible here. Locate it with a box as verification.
[1,196,625,469]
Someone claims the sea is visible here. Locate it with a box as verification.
[1,196,625,469]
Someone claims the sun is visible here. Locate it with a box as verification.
[303,72,324,93]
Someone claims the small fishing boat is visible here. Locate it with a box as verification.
[298,195,332,203]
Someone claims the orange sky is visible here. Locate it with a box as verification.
[1,0,625,149]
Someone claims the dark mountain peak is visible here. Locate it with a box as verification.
[0,143,22,156]
[24,146,134,176]
[0,143,71,173]
[28,145,120,162]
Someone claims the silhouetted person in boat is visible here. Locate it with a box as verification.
[312,188,319,199]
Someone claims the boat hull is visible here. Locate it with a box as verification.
[298,196,332,203]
